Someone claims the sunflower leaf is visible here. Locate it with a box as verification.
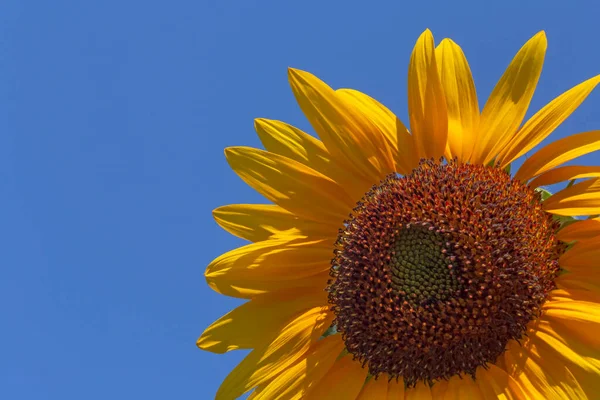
[535,187,553,201]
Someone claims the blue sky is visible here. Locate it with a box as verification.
[2,0,600,399]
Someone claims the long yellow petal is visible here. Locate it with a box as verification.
[304,355,368,399]
[557,217,600,242]
[408,29,448,160]
[548,288,600,304]
[356,377,388,400]
[205,237,332,298]
[215,306,333,400]
[225,146,353,223]
[336,89,417,175]
[212,204,337,243]
[557,270,600,292]
[559,236,600,267]
[471,31,547,165]
[498,75,600,166]
[529,165,600,188]
[254,118,368,201]
[543,299,600,324]
[435,38,479,163]
[543,178,600,216]
[542,296,600,395]
[504,337,586,399]
[515,130,600,181]
[288,68,395,185]
[197,287,328,353]
[475,364,527,400]
[252,334,345,400]
[535,319,600,396]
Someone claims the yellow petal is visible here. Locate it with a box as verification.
[539,303,600,395]
[498,75,600,166]
[548,288,600,304]
[387,377,405,400]
[197,287,328,353]
[529,165,600,188]
[515,130,600,182]
[288,68,395,185]
[559,236,600,267]
[356,377,388,400]
[557,271,600,292]
[304,355,368,399]
[216,305,333,400]
[430,380,449,398]
[225,146,353,223]
[544,299,600,323]
[212,204,337,243]
[475,364,527,400]
[254,118,368,201]
[252,334,345,400]
[543,178,600,216]
[405,381,432,400]
[205,237,332,298]
[336,89,417,175]
[504,337,586,399]
[408,29,448,160]
[471,31,547,165]
[435,38,479,163]
[557,217,600,242]
[439,375,483,400]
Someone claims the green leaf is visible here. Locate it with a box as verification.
[321,324,338,339]
[535,187,553,201]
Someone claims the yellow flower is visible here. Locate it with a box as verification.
[199,29,600,399]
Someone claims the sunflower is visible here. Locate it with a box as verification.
[198,29,600,399]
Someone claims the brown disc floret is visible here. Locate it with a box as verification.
[327,160,563,386]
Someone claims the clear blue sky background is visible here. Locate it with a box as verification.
[2,1,600,399]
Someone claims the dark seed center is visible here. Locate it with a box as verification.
[390,225,460,306]
[327,159,563,387]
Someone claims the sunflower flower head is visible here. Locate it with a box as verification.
[200,29,600,399]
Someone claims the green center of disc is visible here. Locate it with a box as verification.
[390,225,459,306]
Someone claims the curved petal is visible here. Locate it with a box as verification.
[475,364,527,400]
[471,31,547,165]
[543,178,600,216]
[304,355,368,399]
[498,75,600,167]
[288,68,395,186]
[254,118,368,201]
[336,89,417,175]
[252,334,345,400]
[504,337,586,399]
[205,237,332,298]
[213,204,337,243]
[435,38,479,163]
[356,377,388,400]
[225,146,354,223]
[557,217,600,242]
[559,236,600,268]
[538,300,600,395]
[557,271,600,292]
[215,305,333,400]
[515,130,600,182]
[408,29,448,160]
[197,287,328,353]
[529,165,600,189]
